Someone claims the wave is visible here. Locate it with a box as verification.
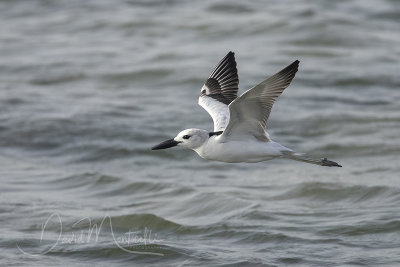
[272,182,400,203]
[318,219,400,237]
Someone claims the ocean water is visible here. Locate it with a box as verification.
[1,0,400,266]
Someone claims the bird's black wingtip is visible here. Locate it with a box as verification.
[321,158,342,167]
[226,51,235,58]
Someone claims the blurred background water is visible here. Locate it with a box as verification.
[1,0,400,266]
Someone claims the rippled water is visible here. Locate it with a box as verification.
[1,0,400,266]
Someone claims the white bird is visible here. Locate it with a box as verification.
[152,52,341,167]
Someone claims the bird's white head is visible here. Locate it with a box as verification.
[152,128,209,151]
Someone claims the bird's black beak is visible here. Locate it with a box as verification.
[151,139,180,150]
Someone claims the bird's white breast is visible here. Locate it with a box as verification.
[193,136,289,163]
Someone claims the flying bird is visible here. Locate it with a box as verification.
[152,52,341,167]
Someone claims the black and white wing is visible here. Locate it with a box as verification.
[221,60,299,141]
[198,51,239,131]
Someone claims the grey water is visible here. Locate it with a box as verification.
[1,0,400,266]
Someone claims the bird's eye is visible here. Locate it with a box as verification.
[182,135,191,139]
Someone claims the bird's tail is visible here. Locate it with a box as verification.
[282,151,342,167]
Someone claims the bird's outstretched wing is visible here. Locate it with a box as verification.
[221,60,299,141]
[198,51,239,131]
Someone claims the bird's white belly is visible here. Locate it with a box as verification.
[194,139,287,163]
